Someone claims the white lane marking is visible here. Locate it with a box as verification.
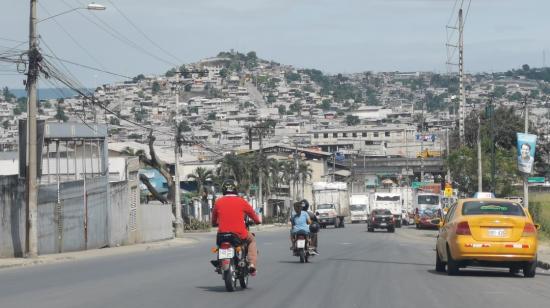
[341,242,353,245]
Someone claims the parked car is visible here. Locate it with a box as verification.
[367,209,395,233]
[435,198,539,277]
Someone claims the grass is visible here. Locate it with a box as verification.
[529,193,550,241]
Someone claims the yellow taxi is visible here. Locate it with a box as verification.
[435,198,539,277]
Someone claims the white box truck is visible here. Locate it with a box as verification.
[371,192,403,227]
[312,182,349,228]
[349,194,369,223]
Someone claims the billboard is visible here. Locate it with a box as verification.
[516,133,537,174]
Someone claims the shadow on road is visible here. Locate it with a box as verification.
[426,268,540,278]
[327,257,431,267]
[196,285,230,293]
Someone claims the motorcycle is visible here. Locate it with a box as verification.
[292,230,313,263]
[210,221,255,292]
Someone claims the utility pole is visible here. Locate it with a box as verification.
[446,128,451,183]
[258,127,263,218]
[477,111,483,192]
[458,8,466,144]
[420,91,425,182]
[523,97,529,209]
[26,0,39,258]
[489,97,496,194]
[173,75,183,237]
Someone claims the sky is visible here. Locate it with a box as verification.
[0,0,549,89]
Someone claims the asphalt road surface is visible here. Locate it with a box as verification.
[1,224,550,308]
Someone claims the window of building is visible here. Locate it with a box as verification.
[373,132,379,138]
[343,133,348,137]
[352,132,357,138]
[323,133,329,138]
[314,133,319,139]
[333,133,338,138]
[365,141,374,145]
[362,132,367,137]
[385,131,390,137]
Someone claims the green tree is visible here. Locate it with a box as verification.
[277,105,286,116]
[2,87,15,101]
[320,99,332,110]
[152,81,161,94]
[165,68,177,77]
[207,112,217,120]
[132,74,146,83]
[187,167,214,197]
[345,115,360,126]
[2,120,9,129]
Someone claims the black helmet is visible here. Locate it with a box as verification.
[221,179,238,195]
[293,201,303,213]
[309,221,320,233]
[301,199,310,211]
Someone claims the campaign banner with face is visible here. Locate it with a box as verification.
[517,133,537,174]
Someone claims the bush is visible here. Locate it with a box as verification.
[529,201,550,238]
[184,219,211,231]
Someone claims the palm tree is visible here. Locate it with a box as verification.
[187,167,214,197]
[297,161,313,200]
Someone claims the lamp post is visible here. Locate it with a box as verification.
[25,1,105,258]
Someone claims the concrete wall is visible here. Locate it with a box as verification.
[0,175,25,257]
[137,201,174,243]
[0,173,173,258]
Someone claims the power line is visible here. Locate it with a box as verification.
[0,37,26,44]
[103,0,183,64]
[63,0,177,67]
[38,2,108,72]
[42,54,133,79]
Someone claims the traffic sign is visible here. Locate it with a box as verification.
[444,187,453,197]
[527,177,545,183]
[412,181,431,189]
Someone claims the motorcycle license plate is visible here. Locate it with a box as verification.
[218,248,234,259]
[296,239,306,249]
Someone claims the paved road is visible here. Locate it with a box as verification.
[1,224,549,308]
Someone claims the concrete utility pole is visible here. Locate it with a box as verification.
[524,97,529,209]
[446,128,451,183]
[420,92,425,182]
[477,112,483,192]
[173,75,183,237]
[458,8,466,144]
[258,128,263,217]
[26,0,39,258]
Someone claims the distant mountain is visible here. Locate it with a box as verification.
[10,88,93,100]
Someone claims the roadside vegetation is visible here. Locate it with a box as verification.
[529,193,550,240]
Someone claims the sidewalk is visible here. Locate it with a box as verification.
[0,224,287,271]
[0,237,198,270]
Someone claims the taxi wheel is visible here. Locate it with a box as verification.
[509,267,520,275]
[446,245,460,276]
[435,249,446,272]
[523,258,537,278]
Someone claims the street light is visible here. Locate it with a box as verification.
[38,3,106,23]
[25,0,105,258]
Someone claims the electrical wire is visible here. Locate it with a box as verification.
[38,2,108,72]
[102,0,183,65]
[60,0,177,67]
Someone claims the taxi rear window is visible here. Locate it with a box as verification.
[462,201,525,216]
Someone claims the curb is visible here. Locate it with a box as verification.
[0,237,199,271]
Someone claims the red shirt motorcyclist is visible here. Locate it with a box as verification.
[212,179,261,274]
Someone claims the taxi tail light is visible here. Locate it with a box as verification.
[456,221,471,235]
[219,242,232,249]
[522,223,537,237]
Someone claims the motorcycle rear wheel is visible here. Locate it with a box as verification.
[224,263,237,292]
[299,249,305,263]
